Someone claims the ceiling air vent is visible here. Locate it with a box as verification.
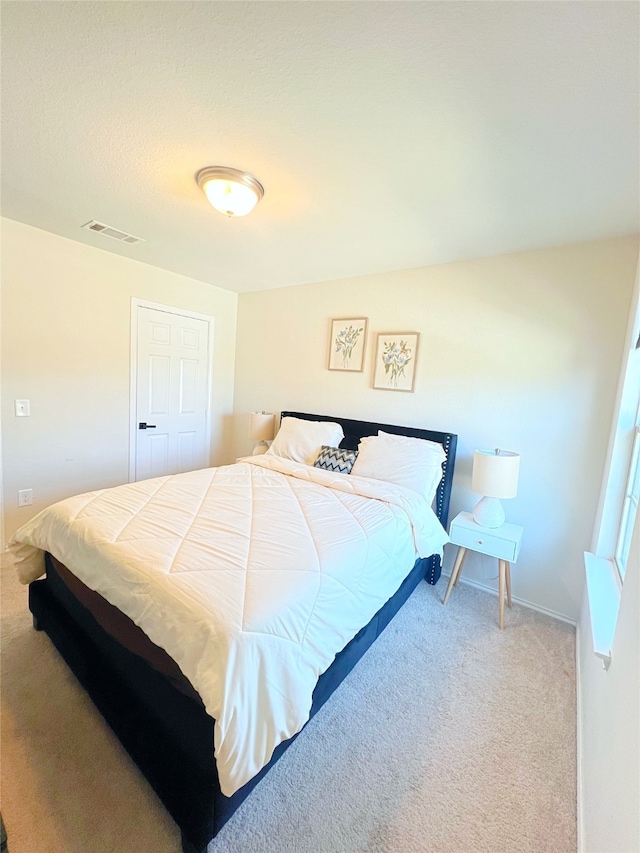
[82,220,144,245]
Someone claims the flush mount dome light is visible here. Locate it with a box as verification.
[196,166,264,217]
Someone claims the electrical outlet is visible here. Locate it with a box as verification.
[18,489,33,507]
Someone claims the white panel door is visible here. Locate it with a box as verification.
[135,306,211,481]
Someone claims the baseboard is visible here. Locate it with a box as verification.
[441,572,577,626]
[575,623,584,853]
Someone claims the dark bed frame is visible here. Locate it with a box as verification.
[28,412,457,852]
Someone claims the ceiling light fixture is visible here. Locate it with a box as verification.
[196,166,264,218]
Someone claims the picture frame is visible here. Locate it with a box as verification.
[328,318,368,372]
[372,332,420,392]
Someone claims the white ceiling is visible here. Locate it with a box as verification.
[2,2,638,293]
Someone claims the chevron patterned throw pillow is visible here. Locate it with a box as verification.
[313,445,359,474]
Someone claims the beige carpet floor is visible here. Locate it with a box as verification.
[0,553,576,853]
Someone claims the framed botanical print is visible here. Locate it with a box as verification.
[372,332,419,392]
[328,318,368,372]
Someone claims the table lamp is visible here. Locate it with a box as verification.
[471,449,520,528]
[250,412,275,455]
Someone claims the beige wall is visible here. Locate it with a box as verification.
[233,236,639,620]
[3,221,637,621]
[1,217,238,540]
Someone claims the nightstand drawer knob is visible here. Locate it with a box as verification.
[477,539,483,545]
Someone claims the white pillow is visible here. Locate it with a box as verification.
[350,431,446,502]
[267,417,345,465]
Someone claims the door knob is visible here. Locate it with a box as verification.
[138,422,157,429]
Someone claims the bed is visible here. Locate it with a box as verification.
[10,411,457,852]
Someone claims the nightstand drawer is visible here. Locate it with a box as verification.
[449,524,517,561]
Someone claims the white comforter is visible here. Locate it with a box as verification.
[10,455,448,796]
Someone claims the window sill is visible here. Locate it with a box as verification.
[583,552,621,670]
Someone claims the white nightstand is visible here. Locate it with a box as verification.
[443,511,523,629]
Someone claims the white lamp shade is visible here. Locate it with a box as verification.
[249,412,275,442]
[472,450,520,499]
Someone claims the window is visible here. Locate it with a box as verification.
[584,259,639,666]
[593,313,640,579]
[614,423,640,580]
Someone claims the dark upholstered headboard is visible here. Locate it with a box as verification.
[281,411,458,584]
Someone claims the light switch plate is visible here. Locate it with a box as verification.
[15,399,30,417]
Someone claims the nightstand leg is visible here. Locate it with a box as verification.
[454,549,466,586]
[505,562,512,608]
[443,547,467,605]
[498,560,506,629]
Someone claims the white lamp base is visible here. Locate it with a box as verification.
[472,496,505,528]
[252,441,269,455]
